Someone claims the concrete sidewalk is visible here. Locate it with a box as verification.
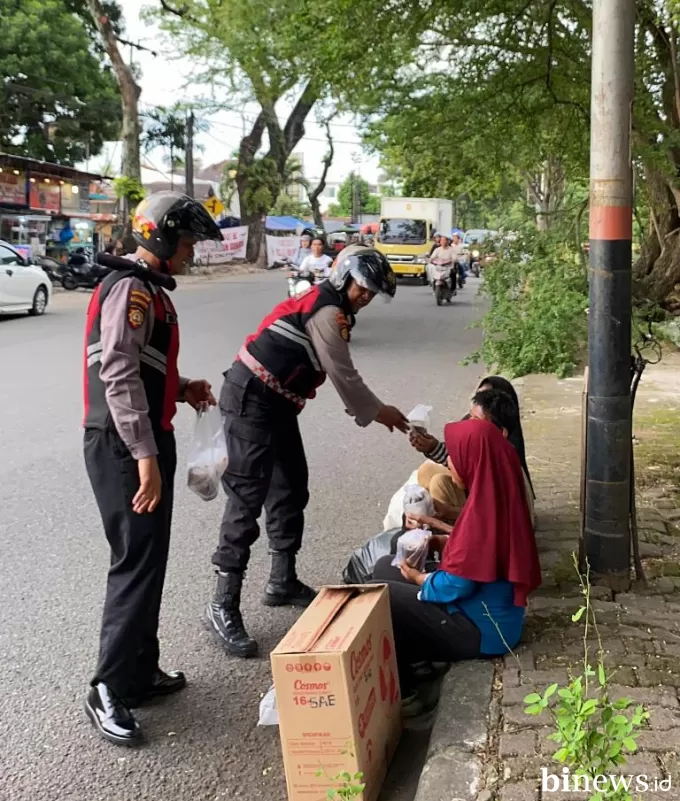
[414,362,680,801]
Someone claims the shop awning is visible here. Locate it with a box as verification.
[266,215,307,231]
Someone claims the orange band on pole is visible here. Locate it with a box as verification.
[589,205,632,241]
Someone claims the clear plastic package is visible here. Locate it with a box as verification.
[186,406,228,501]
[407,404,433,433]
[391,529,431,571]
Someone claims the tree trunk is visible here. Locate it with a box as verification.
[525,157,566,231]
[85,0,141,181]
[86,0,141,245]
[236,84,320,264]
[633,167,680,308]
[308,117,336,229]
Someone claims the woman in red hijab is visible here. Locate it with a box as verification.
[372,418,541,709]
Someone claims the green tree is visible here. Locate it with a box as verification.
[343,0,680,306]
[0,0,121,164]
[270,156,312,217]
[328,173,379,217]
[83,0,142,185]
[152,0,419,262]
[143,106,188,174]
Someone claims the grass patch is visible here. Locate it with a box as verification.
[633,408,680,497]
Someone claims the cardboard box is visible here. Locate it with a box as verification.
[271,584,402,801]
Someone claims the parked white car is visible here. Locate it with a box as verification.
[0,240,52,316]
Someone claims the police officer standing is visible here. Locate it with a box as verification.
[83,191,222,745]
[206,247,409,658]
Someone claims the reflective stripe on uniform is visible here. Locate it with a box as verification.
[238,346,306,409]
[268,320,322,372]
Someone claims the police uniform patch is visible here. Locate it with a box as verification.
[128,306,146,329]
[336,311,350,342]
[128,288,151,329]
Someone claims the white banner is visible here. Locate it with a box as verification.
[266,234,300,267]
[195,225,249,265]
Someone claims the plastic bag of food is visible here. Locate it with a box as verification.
[343,528,405,584]
[402,484,435,519]
[258,685,279,726]
[392,529,432,570]
[187,406,228,501]
[407,404,433,433]
[383,470,419,530]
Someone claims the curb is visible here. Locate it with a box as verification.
[414,661,494,801]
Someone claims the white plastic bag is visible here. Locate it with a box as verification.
[402,484,435,519]
[258,685,279,726]
[407,404,433,433]
[392,529,431,570]
[186,406,228,502]
[383,470,420,530]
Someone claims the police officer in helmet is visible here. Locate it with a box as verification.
[83,191,222,745]
[207,245,409,658]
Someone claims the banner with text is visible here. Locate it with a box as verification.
[266,234,300,267]
[195,225,248,264]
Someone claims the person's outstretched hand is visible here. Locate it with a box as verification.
[376,405,409,433]
[409,429,438,453]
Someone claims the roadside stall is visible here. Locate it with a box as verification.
[265,215,306,266]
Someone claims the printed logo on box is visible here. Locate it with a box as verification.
[379,632,399,715]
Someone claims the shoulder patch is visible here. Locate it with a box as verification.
[128,286,151,329]
[336,310,350,342]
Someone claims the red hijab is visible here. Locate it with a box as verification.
[440,418,541,606]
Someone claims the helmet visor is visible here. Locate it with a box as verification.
[349,266,393,301]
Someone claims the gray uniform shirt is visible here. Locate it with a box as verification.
[98,276,188,460]
[304,305,383,427]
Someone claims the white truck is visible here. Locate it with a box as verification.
[375,197,454,282]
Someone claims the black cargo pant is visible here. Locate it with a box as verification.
[372,556,481,695]
[213,361,309,573]
[84,427,176,700]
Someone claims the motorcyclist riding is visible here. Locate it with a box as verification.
[292,233,313,267]
[451,233,467,287]
[428,233,457,293]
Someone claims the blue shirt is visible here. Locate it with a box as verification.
[419,571,524,656]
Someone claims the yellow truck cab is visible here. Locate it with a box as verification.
[375,197,454,284]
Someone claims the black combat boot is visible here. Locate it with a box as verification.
[263,551,317,608]
[205,571,258,658]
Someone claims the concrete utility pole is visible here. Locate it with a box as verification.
[185,111,195,198]
[585,0,635,586]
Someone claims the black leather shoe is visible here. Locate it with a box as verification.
[206,571,259,659]
[84,683,142,746]
[263,551,317,608]
[123,669,187,707]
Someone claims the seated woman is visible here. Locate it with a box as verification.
[411,377,535,524]
[373,418,541,713]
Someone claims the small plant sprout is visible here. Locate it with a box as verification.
[485,554,650,801]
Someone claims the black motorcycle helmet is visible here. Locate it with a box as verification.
[328,246,397,298]
[132,190,222,260]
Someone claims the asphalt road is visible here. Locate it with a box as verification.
[0,271,486,801]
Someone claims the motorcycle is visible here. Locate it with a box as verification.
[430,260,456,306]
[31,255,65,285]
[454,260,467,289]
[286,266,325,298]
[61,255,108,290]
[470,249,481,277]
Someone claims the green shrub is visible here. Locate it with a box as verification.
[468,231,588,378]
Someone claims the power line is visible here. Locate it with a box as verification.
[206,118,363,147]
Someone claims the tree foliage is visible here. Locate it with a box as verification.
[343,0,680,307]
[151,0,422,260]
[0,0,121,164]
[328,173,380,217]
[469,232,588,378]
